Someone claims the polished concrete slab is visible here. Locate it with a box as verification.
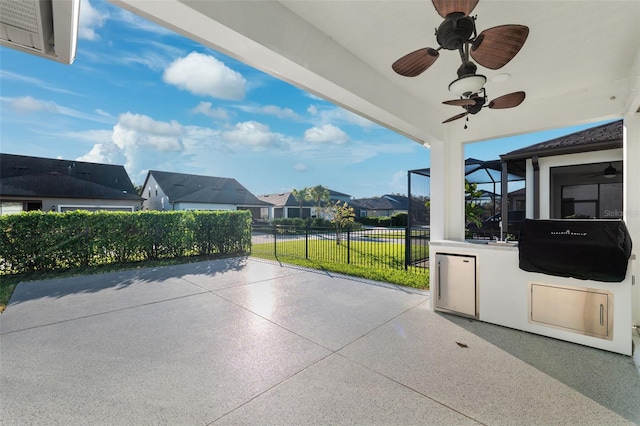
[1,257,638,425]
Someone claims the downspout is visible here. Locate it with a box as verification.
[532,155,540,219]
[501,160,509,240]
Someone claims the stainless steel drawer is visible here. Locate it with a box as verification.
[529,283,613,340]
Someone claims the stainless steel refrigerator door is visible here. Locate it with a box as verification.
[435,254,477,317]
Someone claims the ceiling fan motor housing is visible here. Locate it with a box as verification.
[468,94,485,114]
[436,12,475,50]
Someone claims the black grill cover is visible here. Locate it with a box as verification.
[518,219,632,282]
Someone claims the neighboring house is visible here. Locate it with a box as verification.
[351,194,409,217]
[0,153,142,214]
[258,188,352,219]
[500,119,623,220]
[257,192,312,219]
[141,170,270,220]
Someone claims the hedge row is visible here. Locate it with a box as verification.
[0,210,252,274]
[356,212,407,227]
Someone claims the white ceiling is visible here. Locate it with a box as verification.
[113,0,640,146]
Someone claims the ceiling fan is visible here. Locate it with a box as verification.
[586,163,618,179]
[442,89,525,128]
[392,0,529,122]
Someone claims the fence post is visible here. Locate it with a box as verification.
[305,225,309,260]
[347,229,350,264]
[405,225,410,270]
[273,224,277,257]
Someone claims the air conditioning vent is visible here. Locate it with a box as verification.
[0,0,80,64]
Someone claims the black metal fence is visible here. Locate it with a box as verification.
[251,224,429,273]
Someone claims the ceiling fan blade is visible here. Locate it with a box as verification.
[488,91,526,109]
[432,0,479,18]
[443,99,476,107]
[443,112,468,123]
[470,25,529,70]
[392,48,439,77]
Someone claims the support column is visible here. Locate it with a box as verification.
[429,138,465,241]
[623,114,640,327]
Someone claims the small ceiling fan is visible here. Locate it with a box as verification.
[576,162,619,179]
[442,89,525,128]
[392,0,529,121]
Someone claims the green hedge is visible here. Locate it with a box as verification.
[0,210,251,275]
[355,213,407,228]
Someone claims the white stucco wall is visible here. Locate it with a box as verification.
[172,203,236,211]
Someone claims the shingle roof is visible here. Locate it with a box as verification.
[0,154,141,200]
[500,120,623,160]
[149,170,269,206]
[351,195,409,211]
[258,188,350,207]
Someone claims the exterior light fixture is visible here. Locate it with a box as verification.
[448,74,487,97]
[603,163,617,179]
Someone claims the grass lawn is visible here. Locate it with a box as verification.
[251,238,429,289]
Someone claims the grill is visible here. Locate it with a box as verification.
[518,219,632,282]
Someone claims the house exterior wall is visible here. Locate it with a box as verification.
[623,116,640,328]
[0,196,139,214]
[172,202,236,211]
[142,174,171,211]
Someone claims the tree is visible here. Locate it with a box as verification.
[328,200,355,245]
[291,187,310,218]
[465,179,484,228]
[308,185,330,216]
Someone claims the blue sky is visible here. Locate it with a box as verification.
[0,0,612,199]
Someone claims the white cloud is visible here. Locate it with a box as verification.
[303,124,348,144]
[0,71,79,95]
[293,162,307,171]
[114,112,183,152]
[191,102,231,121]
[79,0,109,40]
[114,8,176,36]
[9,96,58,114]
[163,52,246,100]
[307,104,377,129]
[237,104,302,121]
[222,121,282,148]
[3,96,113,123]
[389,170,407,194]
[95,109,113,119]
[76,142,125,164]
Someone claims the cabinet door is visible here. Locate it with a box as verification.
[530,283,612,339]
[436,254,476,317]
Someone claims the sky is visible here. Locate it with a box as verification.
[0,0,613,200]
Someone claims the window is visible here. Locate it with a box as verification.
[561,183,622,219]
[0,202,23,215]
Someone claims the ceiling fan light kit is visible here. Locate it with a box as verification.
[392,0,529,127]
[604,163,617,179]
[448,74,487,97]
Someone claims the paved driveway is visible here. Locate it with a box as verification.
[1,257,638,425]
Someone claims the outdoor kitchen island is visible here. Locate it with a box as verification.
[429,238,634,356]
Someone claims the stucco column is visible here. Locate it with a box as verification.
[429,138,465,241]
[623,114,640,327]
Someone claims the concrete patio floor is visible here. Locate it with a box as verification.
[1,257,638,425]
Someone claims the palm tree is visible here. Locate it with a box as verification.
[291,187,310,218]
[308,185,330,216]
